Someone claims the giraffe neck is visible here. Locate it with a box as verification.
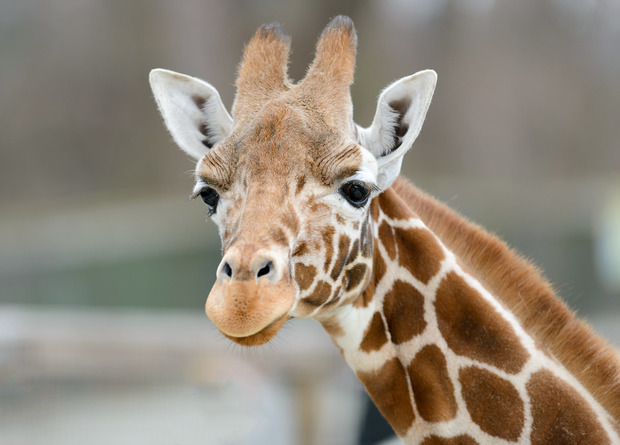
[321,179,620,444]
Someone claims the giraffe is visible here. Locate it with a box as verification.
[149,16,620,444]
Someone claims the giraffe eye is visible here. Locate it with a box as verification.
[340,181,371,208]
[199,187,219,213]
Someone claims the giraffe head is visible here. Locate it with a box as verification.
[150,16,436,346]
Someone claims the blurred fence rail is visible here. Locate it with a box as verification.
[0,305,364,445]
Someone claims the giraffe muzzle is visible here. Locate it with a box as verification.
[205,248,296,345]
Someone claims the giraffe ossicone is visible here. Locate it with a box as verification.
[150,16,620,444]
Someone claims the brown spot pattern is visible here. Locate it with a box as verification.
[435,272,529,374]
[395,227,444,284]
[302,280,332,307]
[379,221,397,260]
[420,435,479,445]
[345,263,368,292]
[292,241,309,257]
[295,263,317,291]
[373,246,388,285]
[309,201,331,216]
[379,191,414,221]
[355,287,372,309]
[320,299,340,311]
[383,280,426,344]
[360,312,388,352]
[407,345,457,422]
[281,208,299,233]
[321,226,335,272]
[320,317,344,338]
[269,227,288,246]
[391,178,620,423]
[357,358,415,437]
[330,233,351,280]
[527,369,610,444]
[459,366,524,441]
[354,243,385,309]
[346,239,359,265]
[370,199,380,222]
[295,176,306,194]
[323,285,342,308]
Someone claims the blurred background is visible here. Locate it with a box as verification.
[1,1,619,444]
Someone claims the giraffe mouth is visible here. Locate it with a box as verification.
[205,276,296,346]
[221,314,290,347]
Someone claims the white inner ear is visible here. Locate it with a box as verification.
[357,69,437,191]
[149,68,233,160]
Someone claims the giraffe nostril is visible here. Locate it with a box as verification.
[222,262,233,278]
[257,261,272,279]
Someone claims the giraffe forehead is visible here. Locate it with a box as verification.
[202,101,369,192]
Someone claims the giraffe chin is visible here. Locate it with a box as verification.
[221,315,289,346]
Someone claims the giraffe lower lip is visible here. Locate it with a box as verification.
[222,315,289,347]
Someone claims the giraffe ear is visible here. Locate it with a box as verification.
[149,69,233,160]
[359,70,437,190]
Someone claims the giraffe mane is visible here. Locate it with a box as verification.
[391,177,620,423]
